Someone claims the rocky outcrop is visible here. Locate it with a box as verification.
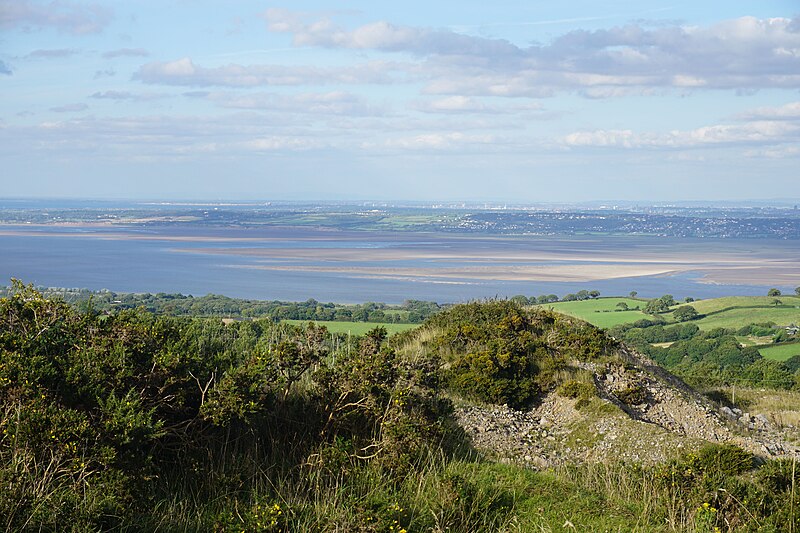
[454,346,797,467]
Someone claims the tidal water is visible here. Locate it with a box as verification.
[0,224,790,303]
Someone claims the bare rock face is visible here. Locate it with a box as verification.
[454,346,796,467]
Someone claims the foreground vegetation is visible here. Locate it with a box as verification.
[3,284,800,531]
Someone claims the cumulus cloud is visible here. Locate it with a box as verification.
[263,11,800,95]
[134,57,406,87]
[263,8,519,57]
[49,103,89,112]
[1,0,111,34]
[102,48,149,59]
[134,15,800,97]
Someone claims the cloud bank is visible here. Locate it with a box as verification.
[1,0,111,34]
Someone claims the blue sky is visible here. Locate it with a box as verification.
[1,0,799,202]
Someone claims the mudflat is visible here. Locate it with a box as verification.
[2,223,797,290]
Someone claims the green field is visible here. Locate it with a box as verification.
[680,295,800,331]
[536,295,800,332]
[689,295,800,315]
[535,298,649,328]
[283,319,419,335]
[759,342,800,362]
[691,305,800,331]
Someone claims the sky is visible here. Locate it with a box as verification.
[1,0,799,203]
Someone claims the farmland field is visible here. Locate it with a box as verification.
[535,297,649,328]
[759,343,800,362]
[689,295,800,315]
[282,319,418,336]
[536,295,800,331]
[691,304,800,331]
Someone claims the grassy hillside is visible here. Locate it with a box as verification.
[536,297,648,328]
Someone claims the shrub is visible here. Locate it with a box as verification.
[695,443,754,477]
[615,384,647,406]
[557,380,596,400]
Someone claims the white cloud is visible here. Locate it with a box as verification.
[413,95,545,115]
[189,90,385,116]
[262,11,800,95]
[0,113,339,160]
[415,96,488,113]
[134,57,406,87]
[239,137,321,151]
[744,145,800,158]
[0,0,111,35]
[25,48,80,59]
[90,90,166,102]
[264,8,519,57]
[736,101,800,121]
[49,103,89,113]
[368,132,498,151]
[563,121,799,150]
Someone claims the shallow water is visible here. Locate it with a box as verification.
[1,224,795,303]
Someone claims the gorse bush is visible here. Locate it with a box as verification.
[0,283,453,529]
[401,300,618,408]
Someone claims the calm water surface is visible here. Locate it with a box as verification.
[0,224,790,303]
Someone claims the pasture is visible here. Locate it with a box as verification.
[759,343,800,362]
[282,319,418,336]
[535,297,649,328]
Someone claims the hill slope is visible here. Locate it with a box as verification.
[396,302,795,467]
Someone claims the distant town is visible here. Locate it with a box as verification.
[1,201,798,239]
